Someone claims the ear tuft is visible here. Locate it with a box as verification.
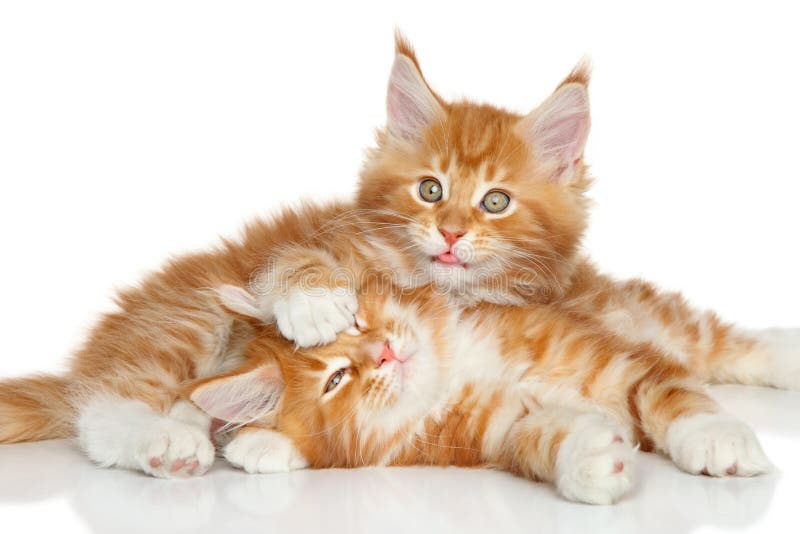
[559,57,592,88]
[516,62,591,184]
[190,364,284,424]
[386,33,444,141]
[394,29,419,69]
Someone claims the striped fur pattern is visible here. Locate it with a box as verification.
[191,287,770,505]
[0,34,795,497]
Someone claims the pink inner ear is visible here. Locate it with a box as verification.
[386,55,442,140]
[215,399,253,421]
[542,114,588,157]
[191,366,284,423]
[388,83,429,137]
[520,83,590,177]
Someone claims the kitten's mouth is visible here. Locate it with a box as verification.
[433,252,466,267]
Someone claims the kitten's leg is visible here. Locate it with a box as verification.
[76,394,215,478]
[519,306,772,480]
[223,426,308,474]
[501,405,636,505]
[565,262,800,390]
[253,245,357,347]
[629,366,772,476]
[705,327,800,390]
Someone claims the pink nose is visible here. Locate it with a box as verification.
[438,228,465,247]
[377,342,398,367]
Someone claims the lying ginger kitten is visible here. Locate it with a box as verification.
[190,285,770,505]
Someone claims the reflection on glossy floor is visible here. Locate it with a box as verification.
[1,385,798,534]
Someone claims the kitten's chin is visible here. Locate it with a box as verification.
[368,343,442,431]
[428,261,469,286]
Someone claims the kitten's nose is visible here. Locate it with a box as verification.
[376,342,398,368]
[438,227,465,247]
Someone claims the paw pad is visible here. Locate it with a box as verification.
[667,413,772,477]
[555,414,636,505]
[136,420,215,479]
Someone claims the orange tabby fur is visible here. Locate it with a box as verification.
[190,285,766,504]
[0,34,794,496]
[0,202,356,443]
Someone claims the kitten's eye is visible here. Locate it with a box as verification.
[324,368,347,394]
[481,190,511,213]
[418,178,443,203]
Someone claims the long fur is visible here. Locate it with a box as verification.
[0,35,794,497]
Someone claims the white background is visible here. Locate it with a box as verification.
[0,1,798,533]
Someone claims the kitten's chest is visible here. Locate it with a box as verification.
[446,318,530,392]
[446,314,590,412]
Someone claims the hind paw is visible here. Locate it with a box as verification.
[555,414,636,505]
[135,420,215,478]
[666,413,772,477]
[758,328,800,390]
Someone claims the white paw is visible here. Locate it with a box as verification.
[135,420,215,479]
[666,413,772,477]
[224,429,308,474]
[757,328,800,390]
[272,287,357,347]
[555,414,636,505]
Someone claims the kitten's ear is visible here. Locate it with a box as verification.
[190,364,284,423]
[216,284,266,320]
[386,32,445,141]
[516,60,592,184]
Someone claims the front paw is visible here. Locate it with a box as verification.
[224,429,308,474]
[555,414,636,505]
[666,413,772,477]
[272,287,357,347]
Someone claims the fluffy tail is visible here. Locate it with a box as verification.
[0,374,75,443]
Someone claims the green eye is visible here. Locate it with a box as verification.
[418,178,443,203]
[481,190,511,213]
[324,368,347,394]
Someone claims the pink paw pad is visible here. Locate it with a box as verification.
[187,460,201,474]
[612,435,624,444]
[726,464,738,475]
[613,461,625,474]
[149,457,162,468]
[170,458,186,472]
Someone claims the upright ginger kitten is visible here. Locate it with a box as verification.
[190,284,770,505]
[263,35,800,391]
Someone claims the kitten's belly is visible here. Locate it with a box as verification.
[430,319,528,461]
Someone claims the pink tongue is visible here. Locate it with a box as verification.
[436,252,461,264]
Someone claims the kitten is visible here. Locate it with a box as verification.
[257,34,800,390]
[0,33,796,480]
[190,284,771,505]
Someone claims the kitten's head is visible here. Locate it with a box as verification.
[191,286,451,466]
[357,34,592,304]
